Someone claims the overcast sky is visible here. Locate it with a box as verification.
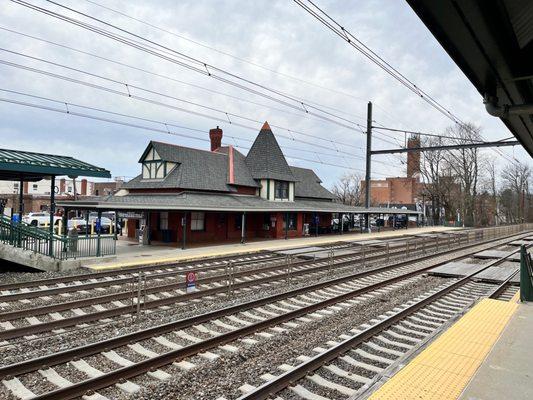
[0,0,530,188]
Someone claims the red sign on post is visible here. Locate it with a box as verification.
[185,271,196,293]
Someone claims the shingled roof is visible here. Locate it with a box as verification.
[290,166,335,200]
[123,124,336,201]
[124,141,258,192]
[245,122,296,182]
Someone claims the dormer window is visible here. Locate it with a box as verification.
[141,146,175,179]
[142,160,167,179]
[274,181,289,199]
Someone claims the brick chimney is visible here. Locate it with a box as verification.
[81,179,88,196]
[59,178,66,194]
[228,145,235,184]
[407,135,420,179]
[209,126,223,151]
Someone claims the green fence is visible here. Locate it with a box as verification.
[520,245,533,302]
[0,216,116,260]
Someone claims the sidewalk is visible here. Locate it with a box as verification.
[84,226,459,271]
[459,300,533,400]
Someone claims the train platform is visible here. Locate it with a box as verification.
[366,295,532,400]
[84,226,459,271]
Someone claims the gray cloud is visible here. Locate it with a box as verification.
[0,0,529,188]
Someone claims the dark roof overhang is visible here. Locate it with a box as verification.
[407,0,533,157]
[0,148,111,181]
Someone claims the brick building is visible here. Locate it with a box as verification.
[1,177,122,215]
[60,123,419,246]
[361,135,422,206]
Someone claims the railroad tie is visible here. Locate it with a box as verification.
[307,373,356,396]
[2,377,35,400]
[39,367,72,388]
[70,359,141,394]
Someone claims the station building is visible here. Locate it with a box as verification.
[59,122,419,247]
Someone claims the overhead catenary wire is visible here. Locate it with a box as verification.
[0,26,369,128]
[0,49,366,153]
[0,86,376,164]
[0,93,393,177]
[294,0,524,167]
[10,0,369,133]
[0,86,397,168]
[7,1,415,159]
[293,0,464,124]
[5,1,428,173]
[81,0,370,106]
[371,125,491,143]
[0,57,376,160]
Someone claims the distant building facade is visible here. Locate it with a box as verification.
[361,135,421,206]
[0,177,122,215]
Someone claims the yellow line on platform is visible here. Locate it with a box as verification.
[87,227,459,271]
[368,298,518,400]
[89,248,261,271]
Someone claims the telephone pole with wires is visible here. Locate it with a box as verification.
[364,101,372,232]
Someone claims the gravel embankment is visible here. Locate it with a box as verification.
[127,275,447,400]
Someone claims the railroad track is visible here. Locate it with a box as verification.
[0,238,416,305]
[0,230,475,303]
[0,251,275,292]
[0,235,460,341]
[238,248,521,400]
[487,269,520,302]
[0,231,527,400]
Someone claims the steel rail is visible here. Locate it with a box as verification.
[487,270,519,299]
[2,233,527,399]
[0,238,400,301]
[0,253,289,301]
[0,238,431,339]
[487,244,532,299]
[0,228,474,292]
[0,250,273,291]
[239,247,522,399]
[0,232,488,339]
[0,240,418,320]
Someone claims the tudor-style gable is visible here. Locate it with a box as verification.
[123,125,333,202]
[139,142,177,180]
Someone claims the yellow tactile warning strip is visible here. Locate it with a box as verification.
[88,226,460,271]
[368,298,518,400]
[511,290,520,303]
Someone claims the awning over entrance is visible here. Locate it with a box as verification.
[0,147,112,260]
[0,148,111,181]
[57,191,421,215]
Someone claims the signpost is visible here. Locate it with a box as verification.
[186,271,197,293]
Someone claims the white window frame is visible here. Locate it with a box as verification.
[160,211,168,230]
[190,212,205,231]
[274,180,289,200]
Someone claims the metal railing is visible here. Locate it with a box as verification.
[0,216,116,260]
[520,244,533,301]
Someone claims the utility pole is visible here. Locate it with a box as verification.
[364,101,372,232]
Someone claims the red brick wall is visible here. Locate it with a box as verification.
[135,211,332,245]
[363,177,420,205]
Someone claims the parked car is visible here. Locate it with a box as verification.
[53,216,116,234]
[23,212,60,227]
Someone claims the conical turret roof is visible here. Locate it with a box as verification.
[245,122,296,182]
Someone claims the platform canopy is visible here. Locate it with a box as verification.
[0,148,111,181]
[57,191,422,215]
[407,0,533,157]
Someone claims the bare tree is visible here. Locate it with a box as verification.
[444,123,484,226]
[419,136,457,224]
[331,172,363,206]
[500,161,531,223]
[484,160,500,225]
